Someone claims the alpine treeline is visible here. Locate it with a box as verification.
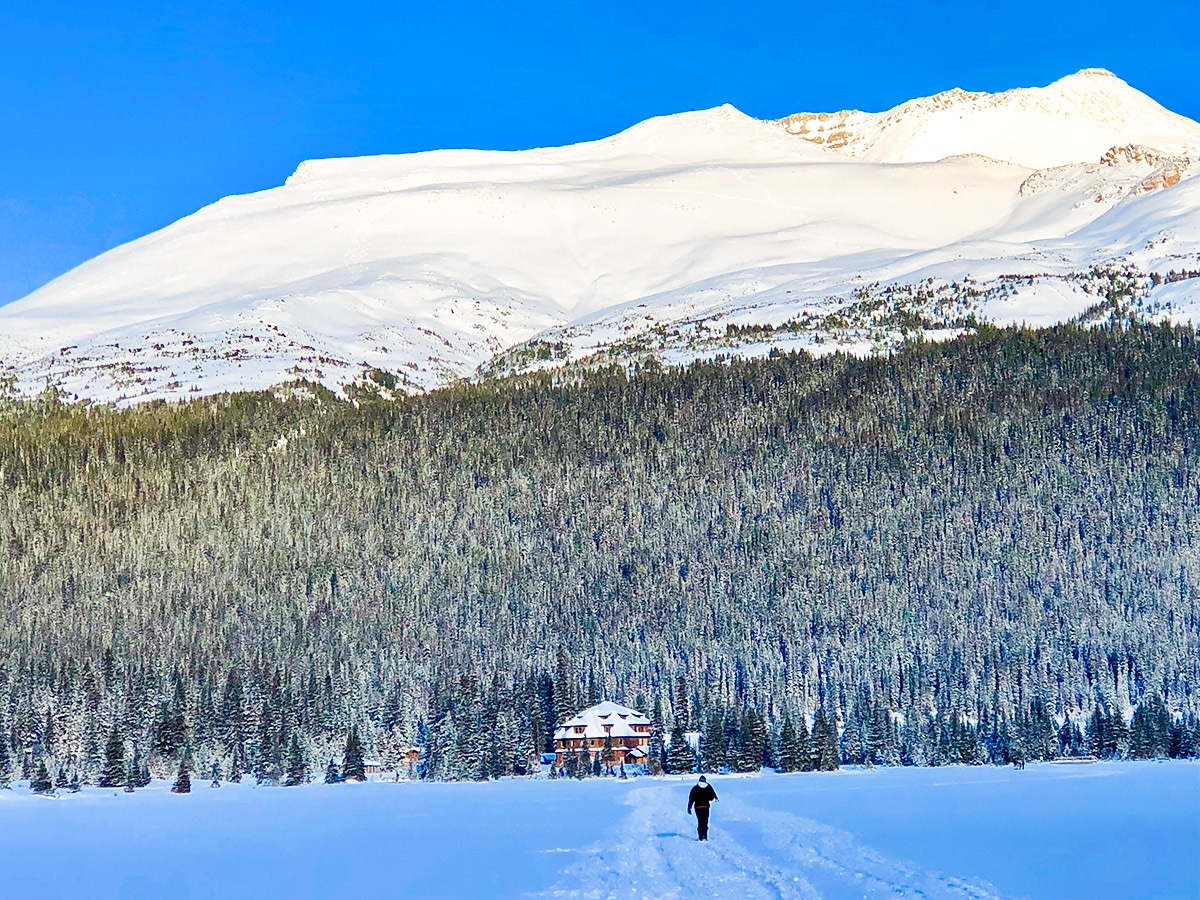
[0,322,1198,786]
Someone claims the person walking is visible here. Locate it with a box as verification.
[687,775,718,841]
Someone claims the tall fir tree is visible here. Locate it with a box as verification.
[324,758,341,784]
[342,726,366,782]
[702,710,727,773]
[31,760,53,795]
[285,733,310,786]
[813,707,840,771]
[778,715,802,772]
[647,697,665,776]
[0,734,11,787]
[100,727,125,788]
[666,724,694,774]
[171,748,192,794]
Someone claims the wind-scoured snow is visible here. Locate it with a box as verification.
[2,70,1199,404]
[0,762,1195,899]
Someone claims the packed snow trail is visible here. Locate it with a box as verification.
[535,781,1006,900]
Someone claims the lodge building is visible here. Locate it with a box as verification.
[553,701,652,766]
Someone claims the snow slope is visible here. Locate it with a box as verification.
[0,762,1195,899]
[777,69,1200,168]
[1,70,1199,404]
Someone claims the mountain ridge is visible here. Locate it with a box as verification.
[2,68,1198,405]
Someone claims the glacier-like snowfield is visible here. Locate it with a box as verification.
[1,760,1196,899]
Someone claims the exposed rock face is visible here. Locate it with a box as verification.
[773,69,1200,170]
[1100,143,1177,167]
[1018,142,1194,205]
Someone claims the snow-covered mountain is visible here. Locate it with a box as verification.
[2,68,1199,404]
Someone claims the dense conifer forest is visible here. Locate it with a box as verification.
[1,322,1198,786]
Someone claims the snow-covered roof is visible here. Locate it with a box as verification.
[554,701,651,742]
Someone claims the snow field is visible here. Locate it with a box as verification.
[2,70,1198,404]
[1,761,1196,899]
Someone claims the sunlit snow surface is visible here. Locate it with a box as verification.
[2,69,1199,405]
[1,761,1196,899]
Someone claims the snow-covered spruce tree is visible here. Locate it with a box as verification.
[172,749,192,794]
[701,710,726,773]
[777,716,802,773]
[666,724,694,774]
[553,647,577,727]
[812,707,840,771]
[129,745,151,787]
[342,727,365,782]
[735,709,766,772]
[647,726,664,777]
[0,734,11,787]
[227,742,245,783]
[576,737,591,779]
[100,727,124,787]
[1130,694,1171,759]
[285,733,309,786]
[31,760,53,795]
[324,758,340,784]
[796,714,814,771]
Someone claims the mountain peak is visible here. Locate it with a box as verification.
[2,70,1198,405]
[776,69,1200,169]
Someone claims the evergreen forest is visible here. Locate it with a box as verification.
[1,322,1198,786]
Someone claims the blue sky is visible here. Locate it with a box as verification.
[2,0,1196,306]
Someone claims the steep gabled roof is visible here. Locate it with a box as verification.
[553,701,651,742]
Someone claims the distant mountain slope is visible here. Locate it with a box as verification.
[776,69,1200,168]
[2,69,1198,405]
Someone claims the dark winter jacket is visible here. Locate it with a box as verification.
[687,783,718,813]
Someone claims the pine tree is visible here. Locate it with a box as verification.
[553,647,577,726]
[0,736,12,788]
[228,742,246,783]
[666,724,694,774]
[285,733,309,786]
[172,749,192,793]
[647,722,665,776]
[324,758,341,784]
[342,726,366,781]
[672,674,690,730]
[796,713,814,771]
[813,707,840,771]
[778,715,802,772]
[100,726,125,787]
[701,710,726,773]
[129,745,151,788]
[735,709,767,772]
[577,737,591,779]
[31,760,53,795]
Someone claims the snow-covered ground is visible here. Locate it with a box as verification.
[2,69,1199,405]
[1,761,1195,899]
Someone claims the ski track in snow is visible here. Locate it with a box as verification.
[533,783,1007,900]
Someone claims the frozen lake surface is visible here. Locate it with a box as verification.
[1,760,1196,899]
